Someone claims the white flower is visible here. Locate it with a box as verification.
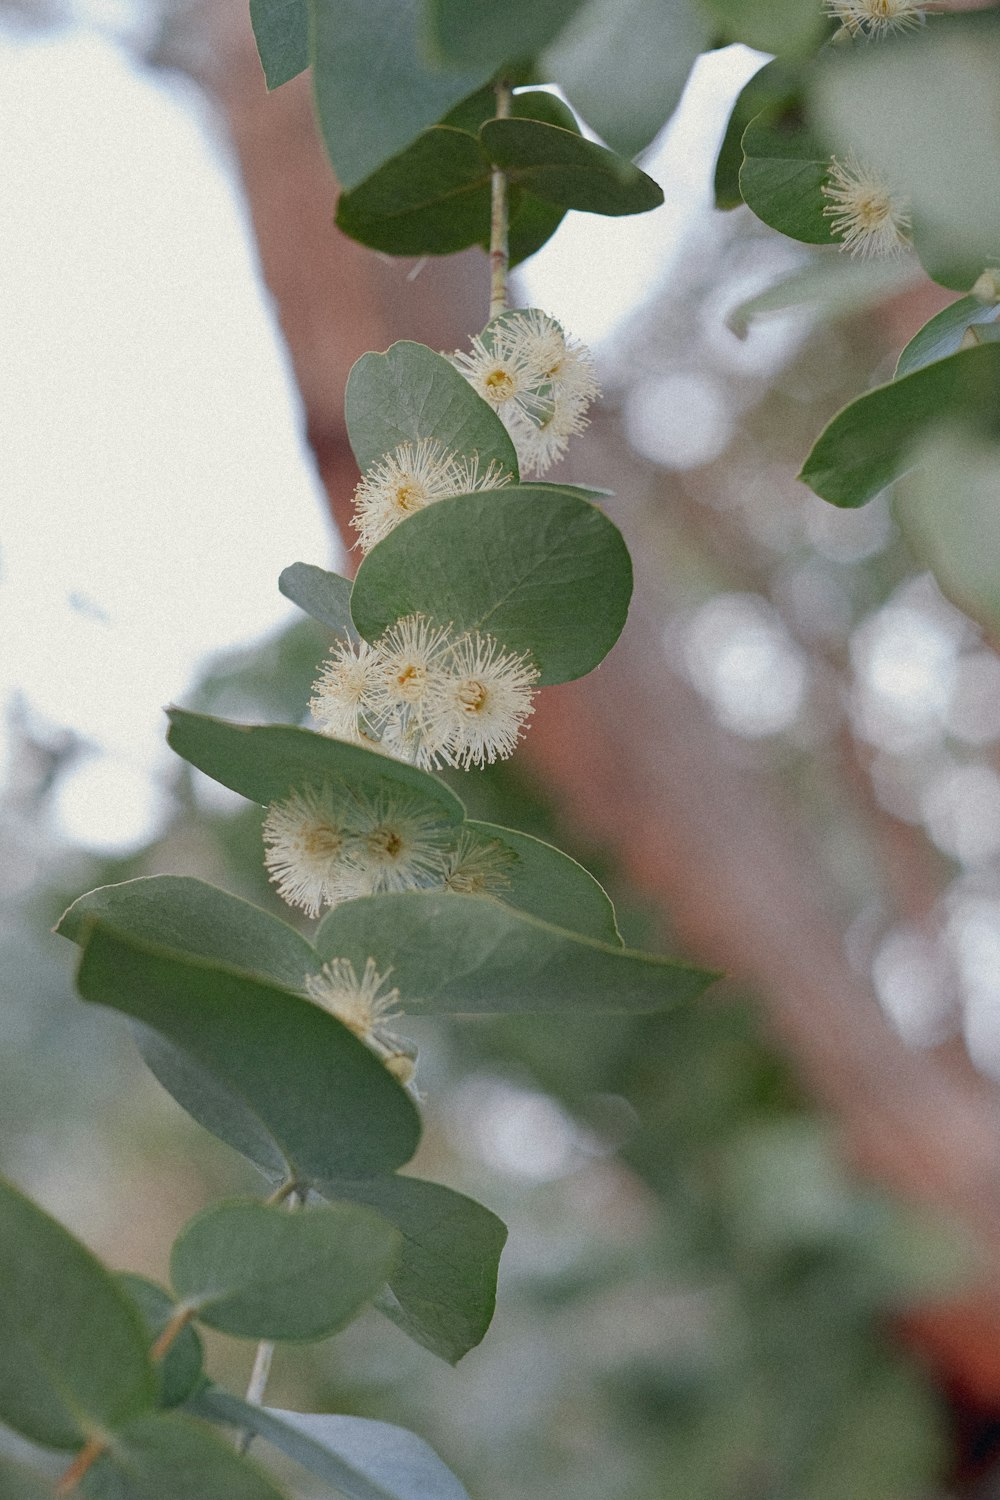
[432,630,539,769]
[342,787,452,895]
[451,309,599,477]
[825,0,925,37]
[350,438,510,553]
[822,154,911,259]
[364,614,455,765]
[262,786,366,917]
[310,638,384,740]
[305,956,417,1084]
[441,830,516,895]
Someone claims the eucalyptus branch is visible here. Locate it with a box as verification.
[488,79,513,321]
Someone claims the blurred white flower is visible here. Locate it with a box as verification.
[822,154,911,260]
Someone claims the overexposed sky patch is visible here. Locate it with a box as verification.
[0,26,332,847]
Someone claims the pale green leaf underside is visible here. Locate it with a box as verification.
[191,1389,472,1500]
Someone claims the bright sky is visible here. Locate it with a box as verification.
[0,21,758,853]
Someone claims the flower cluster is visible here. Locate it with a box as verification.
[451,308,599,476]
[305,956,417,1084]
[262,782,514,917]
[350,437,511,553]
[825,0,925,37]
[822,154,911,259]
[310,614,539,771]
[263,785,453,916]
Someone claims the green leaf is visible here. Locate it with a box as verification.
[468,819,622,944]
[544,0,711,160]
[278,563,358,641]
[318,1175,506,1362]
[170,1201,400,1342]
[0,1176,155,1449]
[715,57,798,210]
[506,192,567,268]
[480,117,663,215]
[336,91,578,262]
[896,297,1000,379]
[165,711,466,825]
[350,487,633,685]
[58,876,316,993]
[74,922,421,1182]
[345,341,519,478]
[336,127,492,256]
[316,890,718,1013]
[699,0,826,55]
[799,342,1000,507]
[250,0,307,89]
[811,16,1000,290]
[190,1389,471,1500]
[309,0,494,191]
[739,109,835,246]
[116,1275,204,1410]
[424,0,583,71]
[894,426,1000,638]
[0,1454,57,1499]
[80,1412,287,1500]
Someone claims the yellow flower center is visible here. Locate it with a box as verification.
[457,678,488,714]
[393,482,423,512]
[395,662,427,699]
[368,825,405,861]
[484,366,516,402]
[302,822,343,859]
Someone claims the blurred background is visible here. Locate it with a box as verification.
[5,1,1000,1494]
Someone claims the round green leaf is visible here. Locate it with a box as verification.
[424,0,583,71]
[58,875,316,993]
[701,0,826,56]
[170,1200,400,1342]
[279,563,358,640]
[467,819,622,944]
[336,127,493,256]
[309,0,493,191]
[165,711,466,825]
[74,922,421,1182]
[480,117,663,216]
[191,1390,472,1500]
[799,342,1000,507]
[0,1176,155,1449]
[80,1412,287,1500]
[739,109,835,245]
[316,890,718,1014]
[116,1274,204,1410]
[715,57,799,210]
[894,426,1000,638]
[317,1175,507,1364]
[544,0,711,161]
[350,487,633,685]
[344,340,519,478]
[250,0,307,89]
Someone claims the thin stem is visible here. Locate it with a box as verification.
[488,79,513,322]
[238,1185,304,1455]
[150,1302,195,1361]
[55,1436,106,1495]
